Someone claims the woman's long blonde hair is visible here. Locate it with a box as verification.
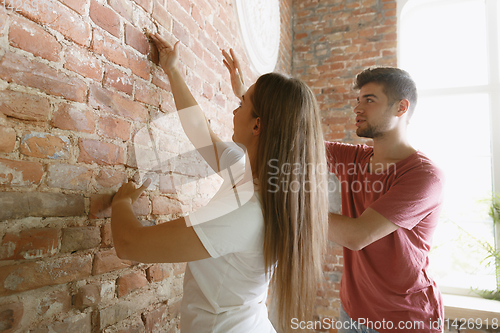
[251,73,328,332]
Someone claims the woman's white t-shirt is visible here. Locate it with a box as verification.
[181,144,276,333]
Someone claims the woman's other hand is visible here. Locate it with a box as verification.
[112,179,152,206]
[150,33,180,75]
[222,49,246,100]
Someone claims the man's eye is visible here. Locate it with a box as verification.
[367,99,373,103]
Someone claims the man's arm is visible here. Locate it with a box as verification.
[328,208,399,251]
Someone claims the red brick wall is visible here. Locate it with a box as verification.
[0,0,291,331]
[293,0,397,145]
[292,0,397,330]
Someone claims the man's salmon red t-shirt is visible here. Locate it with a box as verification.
[326,142,445,333]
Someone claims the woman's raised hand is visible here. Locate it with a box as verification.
[222,49,246,100]
[112,179,152,206]
[150,33,180,75]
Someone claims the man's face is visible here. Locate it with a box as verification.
[354,82,397,139]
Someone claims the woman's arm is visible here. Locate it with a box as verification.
[111,180,210,263]
[150,33,225,172]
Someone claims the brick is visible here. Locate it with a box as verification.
[133,0,152,12]
[198,30,219,58]
[91,28,128,65]
[0,158,44,187]
[90,0,121,38]
[384,9,396,17]
[64,45,104,82]
[173,19,189,46]
[91,29,151,80]
[60,227,101,253]
[74,284,101,309]
[78,138,125,166]
[104,65,133,95]
[167,299,180,319]
[125,23,150,55]
[59,0,86,14]
[191,4,205,29]
[202,82,213,99]
[98,115,132,141]
[0,192,85,220]
[152,196,182,215]
[0,90,51,122]
[128,51,151,80]
[97,296,154,329]
[167,0,197,35]
[109,0,134,23]
[8,15,62,62]
[0,228,59,260]
[0,7,6,33]
[20,132,70,160]
[47,164,92,190]
[3,0,91,45]
[92,249,133,275]
[0,302,23,333]
[31,313,91,333]
[0,51,88,102]
[37,289,72,316]
[142,305,168,332]
[101,223,114,247]
[117,321,146,333]
[96,168,127,189]
[152,68,171,91]
[173,262,186,276]
[152,2,172,30]
[0,255,92,296]
[51,103,96,134]
[134,79,161,107]
[117,271,148,297]
[160,90,175,112]
[89,84,149,122]
[146,264,170,282]
[0,126,16,153]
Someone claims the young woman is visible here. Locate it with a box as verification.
[111,33,328,332]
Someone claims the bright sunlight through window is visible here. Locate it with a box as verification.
[399,0,499,295]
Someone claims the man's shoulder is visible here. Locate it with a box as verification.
[395,151,445,188]
[325,141,372,161]
[407,151,444,177]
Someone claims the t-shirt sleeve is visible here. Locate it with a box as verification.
[192,197,264,258]
[325,141,361,175]
[217,142,246,184]
[369,167,444,230]
[187,144,263,258]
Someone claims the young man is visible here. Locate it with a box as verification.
[326,67,444,333]
[223,54,444,332]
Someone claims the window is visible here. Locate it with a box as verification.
[398,0,500,295]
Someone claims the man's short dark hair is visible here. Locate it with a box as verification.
[354,67,418,119]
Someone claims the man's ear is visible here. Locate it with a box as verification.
[252,117,261,136]
[396,99,410,117]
